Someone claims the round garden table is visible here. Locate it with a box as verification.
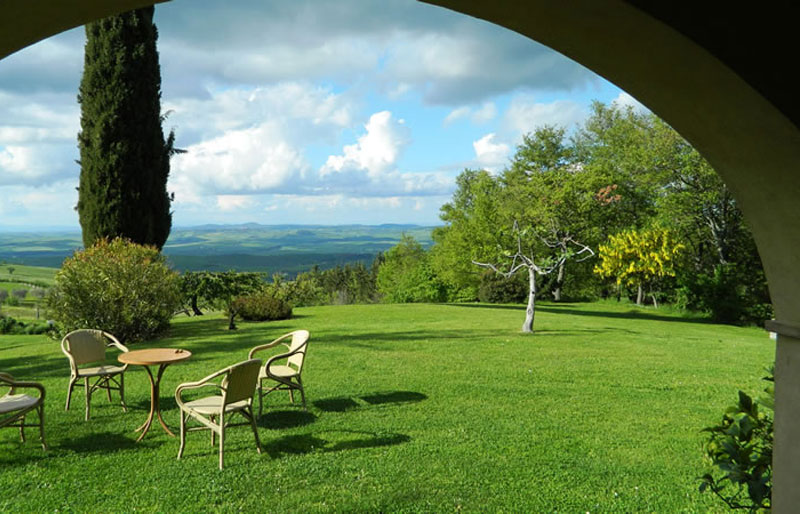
[118,348,191,442]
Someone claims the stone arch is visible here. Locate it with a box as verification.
[2,1,799,509]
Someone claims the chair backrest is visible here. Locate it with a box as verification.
[222,359,262,405]
[63,330,107,366]
[0,372,14,396]
[286,330,310,371]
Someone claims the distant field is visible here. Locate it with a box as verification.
[0,224,436,273]
[0,264,57,286]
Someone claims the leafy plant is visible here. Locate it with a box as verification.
[229,292,292,322]
[46,238,182,342]
[699,366,773,511]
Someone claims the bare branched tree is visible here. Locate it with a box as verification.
[473,221,593,333]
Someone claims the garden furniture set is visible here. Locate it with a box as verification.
[1,328,311,470]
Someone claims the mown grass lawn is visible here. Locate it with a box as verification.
[0,301,773,512]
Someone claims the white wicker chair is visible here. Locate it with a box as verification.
[0,372,46,450]
[61,329,129,420]
[175,359,262,470]
[248,330,310,415]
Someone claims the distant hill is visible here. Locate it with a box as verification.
[0,224,438,275]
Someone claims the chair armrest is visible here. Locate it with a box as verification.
[265,347,302,375]
[174,368,229,408]
[0,374,45,400]
[103,331,129,353]
[248,332,293,359]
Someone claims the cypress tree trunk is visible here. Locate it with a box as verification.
[77,6,174,250]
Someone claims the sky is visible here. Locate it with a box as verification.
[0,0,643,231]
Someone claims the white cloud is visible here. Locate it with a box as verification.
[444,102,496,126]
[473,133,510,172]
[216,195,256,211]
[503,95,586,136]
[170,122,308,198]
[612,91,649,113]
[321,111,408,179]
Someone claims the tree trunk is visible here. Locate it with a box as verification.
[522,267,537,333]
[190,294,203,316]
[636,283,644,306]
[227,311,237,330]
[552,259,565,301]
[651,291,658,308]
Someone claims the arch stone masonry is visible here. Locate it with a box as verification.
[2,0,799,509]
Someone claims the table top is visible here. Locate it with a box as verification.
[118,348,192,366]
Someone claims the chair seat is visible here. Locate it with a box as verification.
[262,365,298,379]
[183,395,251,416]
[0,393,40,414]
[76,364,126,377]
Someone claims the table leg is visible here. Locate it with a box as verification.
[134,363,175,441]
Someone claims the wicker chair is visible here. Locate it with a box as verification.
[61,329,129,420]
[248,330,310,415]
[175,359,262,470]
[0,372,46,450]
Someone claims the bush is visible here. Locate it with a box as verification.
[677,264,773,325]
[478,270,527,303]
[0,315,51,335]
[700,366,773,510]
[229,292,292,322]
[46,238,182,342]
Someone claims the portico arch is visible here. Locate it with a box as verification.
[2,1,799,509]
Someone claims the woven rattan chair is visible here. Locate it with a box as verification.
[248,330,310,415]
[61,329,129,420]
[0,372,46,450]
[175,358,262,470]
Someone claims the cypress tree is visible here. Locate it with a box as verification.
[77,6,175,250]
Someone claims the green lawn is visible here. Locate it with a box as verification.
[0,302,773,512]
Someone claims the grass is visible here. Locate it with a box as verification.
[0,301,773,512]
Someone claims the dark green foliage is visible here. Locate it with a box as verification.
[46,238,182,342]
[229,293,292,322]
[677,264,773,325]
[77,6,175,250]
[478,270,527,303]
[0,315,51,335]
[700,366,773,511]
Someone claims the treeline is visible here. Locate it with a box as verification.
[179,102,771,326]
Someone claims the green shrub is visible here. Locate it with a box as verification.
[46,238,182,342]
[700,366,773,510]
[0,315,51,335]
[478,270,527,303]
[229,292,292,322]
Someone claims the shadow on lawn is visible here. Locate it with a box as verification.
[58,431,139,453]
[259,409,316,429]
[263,429,410,459]
[445,302,710,324]
[314,391,427,412]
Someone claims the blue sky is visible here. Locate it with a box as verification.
[0,0,641,231]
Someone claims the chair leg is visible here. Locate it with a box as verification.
[218,413,225,470]
[288,387,295,404]
[297,377,306,410]
[177,411,186,460]
[248,407,262,454]
[210,415,216,446]
[65,376,76,411]
[39,403,47,451]
[105,376,113,402]
[120,373,127,412]
[257,380,263,417]
[84,377,91,421]
[19,414,25,442]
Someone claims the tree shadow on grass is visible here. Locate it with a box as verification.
[263,430,410,459]
[314,390,427,412]
[444,302,711,324]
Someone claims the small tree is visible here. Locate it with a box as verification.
[0,290,8,304]
[474,221,593,333]
[11,289,28,301]
[377,235,446,303]
[47,238,182,342]
[593,228,684,306]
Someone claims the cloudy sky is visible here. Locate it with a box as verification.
[0,0,640,231]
